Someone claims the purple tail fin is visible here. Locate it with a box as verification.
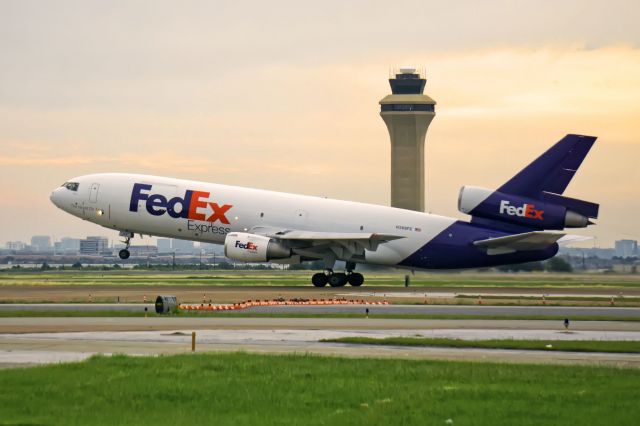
[468,134,599,232]
[498,134,597,198]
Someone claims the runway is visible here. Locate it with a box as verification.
[3,284,639,306]
[3,316,640,333]
[2,303,639,317]
[1,317,639,368]
[341,291,640,299]
[241,304,640,317]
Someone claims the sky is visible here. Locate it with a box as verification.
[1,0,639,247]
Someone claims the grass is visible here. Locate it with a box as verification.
[323,337,640,353]
[1,270,639,288]
[0,352,638,425]
[456,294,640,302]
[0,310,639,321]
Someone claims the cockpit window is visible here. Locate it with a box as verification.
[62,182,79,191]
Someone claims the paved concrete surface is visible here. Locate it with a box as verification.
[8,328,640,344]
[1,317,640,368]
[244,304,640,317]
[2,317,640,333]
[2,327,640,369]
[2,303,639,318]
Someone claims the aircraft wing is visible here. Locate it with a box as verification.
[249,226,404,260]
[270,230,402,242]
[557,234,593,245]
[473,231,565,255]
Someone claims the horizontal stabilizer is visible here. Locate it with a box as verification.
[540,191,599,219]
[473,231,565,255]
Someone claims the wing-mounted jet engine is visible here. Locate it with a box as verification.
[224,232,292,262]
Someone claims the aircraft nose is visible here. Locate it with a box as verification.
[50,188,62,208]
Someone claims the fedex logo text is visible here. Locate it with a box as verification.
[499,200,544,220]
[129,183,232,224]
[235,241,258,251]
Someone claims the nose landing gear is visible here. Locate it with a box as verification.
[118,231,134,260]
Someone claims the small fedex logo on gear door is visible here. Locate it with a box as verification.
[129,183,232,224]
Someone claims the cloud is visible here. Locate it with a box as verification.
[1,44,639,244]
[0,150,339,176]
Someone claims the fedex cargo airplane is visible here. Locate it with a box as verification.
[50,134,598,287]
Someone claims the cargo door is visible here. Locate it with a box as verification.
[89,183,100,203]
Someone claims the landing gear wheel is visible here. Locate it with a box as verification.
[311,273,328,287]
[328,273,348,287]
[348,272,364,287]
[118,231,134,260]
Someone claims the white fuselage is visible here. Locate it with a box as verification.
[50,173,458,267]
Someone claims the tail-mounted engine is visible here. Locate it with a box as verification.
[224,232,292,262]
[458,186,598,230]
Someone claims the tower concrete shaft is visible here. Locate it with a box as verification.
[380,69,436,212]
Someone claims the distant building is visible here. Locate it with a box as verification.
[157,238,172,253]
[6,241,27,251]
[559,247,616,259]
[30,235,52,252]
[200,242,223,254]
[56,237,81,254]
[615,240,638,257]
[129,245,158,256]
[80,236,109,255]
[172,239,195,254]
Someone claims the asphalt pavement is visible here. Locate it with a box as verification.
[243,304,640,318]
[1,303,639,318]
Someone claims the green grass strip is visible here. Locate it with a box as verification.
[0,352,639,425]
[324,336,640,353]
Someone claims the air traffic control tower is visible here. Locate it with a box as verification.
[380,68,436,212]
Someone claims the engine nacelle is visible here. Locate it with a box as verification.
[224,232,292,262]
[458,186,591,230]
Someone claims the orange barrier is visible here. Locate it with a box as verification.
[178,298,390,311]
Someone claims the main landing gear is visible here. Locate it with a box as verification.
[118,231,134,260]
[311,262,364,287]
